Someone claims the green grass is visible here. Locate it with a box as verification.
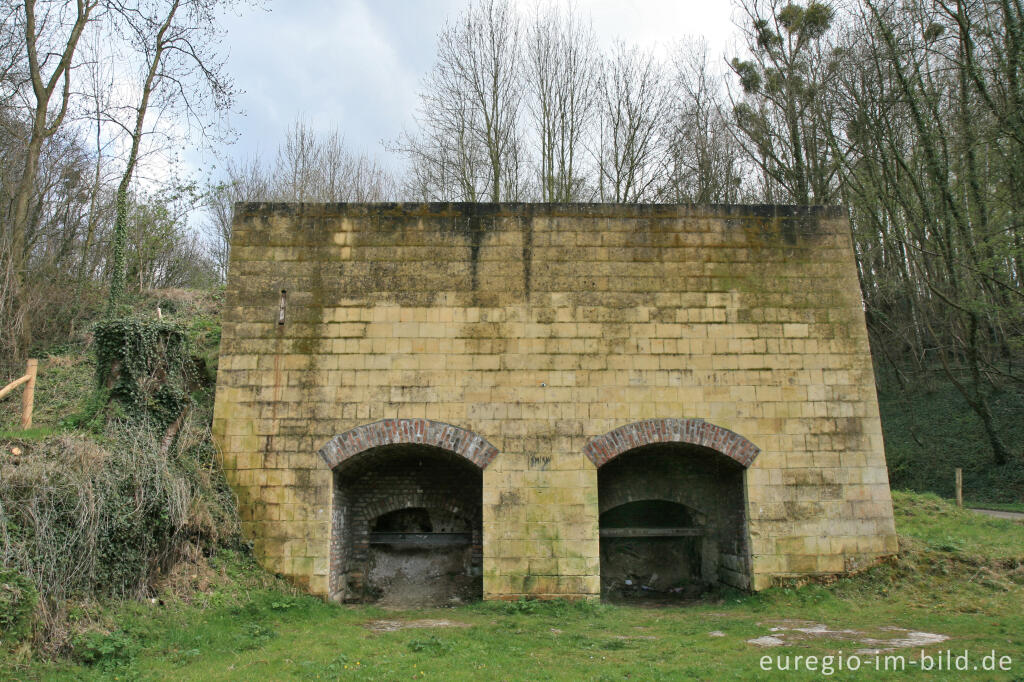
[6,491,1022,681]
[0,354,93,434]
[0,426,61,441]
[891,491,1024,558]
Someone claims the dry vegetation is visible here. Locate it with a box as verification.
[0,418,240,655]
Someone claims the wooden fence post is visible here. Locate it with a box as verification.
[955,468,963,508]
[20,358,37,430]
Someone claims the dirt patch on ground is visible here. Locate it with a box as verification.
[747,619,949,654]
[364,619,473,633]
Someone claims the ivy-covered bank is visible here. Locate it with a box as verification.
[0,292,238,656]
[92,317,199,428]
[0,424,241,653]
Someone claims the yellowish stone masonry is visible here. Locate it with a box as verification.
[212,203,898,600]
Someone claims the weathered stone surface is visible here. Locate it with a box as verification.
[212,202,898,599]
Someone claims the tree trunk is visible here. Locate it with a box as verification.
[107,0,179,311]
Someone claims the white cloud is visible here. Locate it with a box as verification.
[197,0,739,175]
[557,0,736,57]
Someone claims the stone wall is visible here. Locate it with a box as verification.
[212,203,898,598]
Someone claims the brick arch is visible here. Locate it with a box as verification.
[362,493,480,526]
[584,418,760,468]
[319,418,499,470]
[598,492,709,523]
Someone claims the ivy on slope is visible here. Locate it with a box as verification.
[93,318,196,428]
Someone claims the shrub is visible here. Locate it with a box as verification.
[0,567,37,645]
[0,419,239,653]
[93,317,196,428]
[71,630,134,669]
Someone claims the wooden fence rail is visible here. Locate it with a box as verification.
[0,359,38,429]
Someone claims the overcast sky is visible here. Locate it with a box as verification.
[198,0,740,177]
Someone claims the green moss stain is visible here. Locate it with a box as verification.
[522,215,533,299]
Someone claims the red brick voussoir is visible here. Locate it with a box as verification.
[318,418,499,470]
[583,418,760,468]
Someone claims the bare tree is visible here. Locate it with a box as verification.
[105,0,239,309]
[271,119,395,203]
[75,28,118,286]
[3,0,98,357]
[594,41,667,203]
[661,39,749,203]
[836,0,1023,464]
[0,2,25,90]
[0,104,112,371]
[206,119,396,281]
[393,0,523,202]
[205,155,265,282]
[525,2,597,202]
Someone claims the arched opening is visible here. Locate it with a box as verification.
[597,442,751,600]
[600,500,706,597]
[320,419,496,606]
[330,444,483,607]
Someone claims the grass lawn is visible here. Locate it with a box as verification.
[5,491,1022,681]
